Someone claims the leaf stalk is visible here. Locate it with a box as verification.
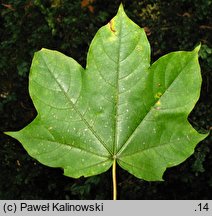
[112,159,117,200]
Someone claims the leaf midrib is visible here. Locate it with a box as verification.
[113,14,123,156]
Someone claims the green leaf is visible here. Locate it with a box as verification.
[5,5,208,181]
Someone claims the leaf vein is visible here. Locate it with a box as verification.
[117,57,194,156]
[31,136,109,158]
[40,54,112,155]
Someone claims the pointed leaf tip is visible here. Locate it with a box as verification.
[118,3,125,14]
[3,131,9,136]
[194,44,201,53]
[119,3,124,10]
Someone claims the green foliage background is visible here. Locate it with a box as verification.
[0,0,211,199]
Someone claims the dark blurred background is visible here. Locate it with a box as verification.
[0,0,211,199]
